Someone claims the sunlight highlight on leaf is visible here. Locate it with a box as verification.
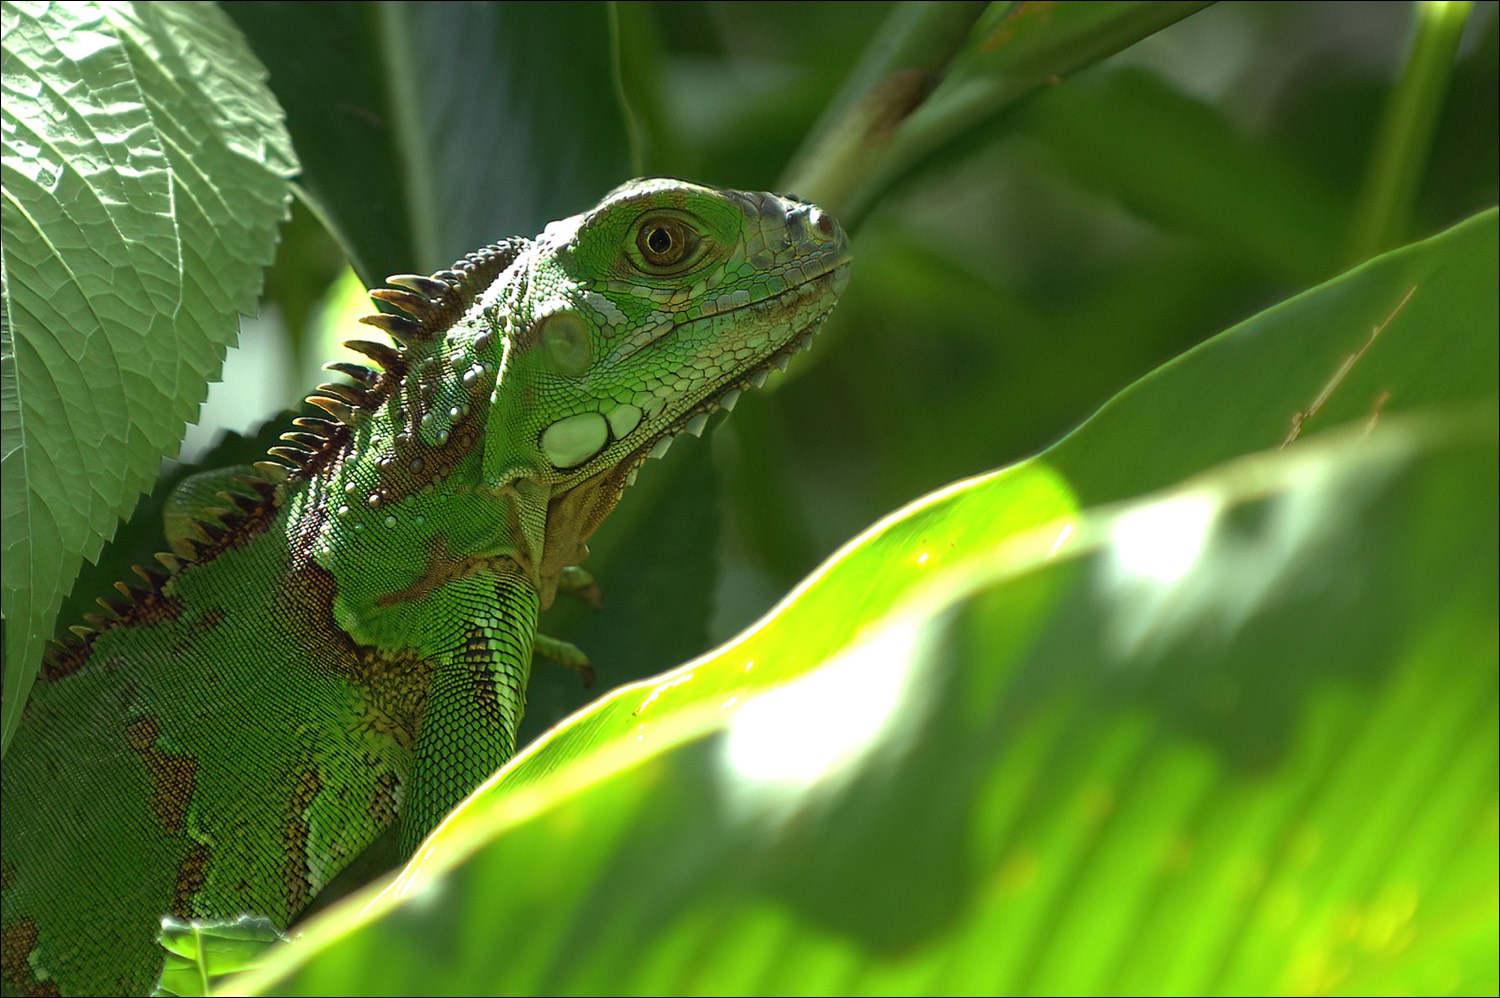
[721,618,923,810]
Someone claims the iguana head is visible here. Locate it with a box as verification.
[261,179,848,603]
[487,177,851,492]
[469,177,851,590]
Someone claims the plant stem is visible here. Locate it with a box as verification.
[1346,1,1472,265]
[782,2,1211,230]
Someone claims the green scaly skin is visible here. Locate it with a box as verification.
[0,179,851,996]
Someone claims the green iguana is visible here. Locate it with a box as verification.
[0,178,851,996]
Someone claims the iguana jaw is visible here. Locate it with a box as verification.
[534,257,848,591]
[616,261,849,484]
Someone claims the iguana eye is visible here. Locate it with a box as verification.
[634,215,699,271]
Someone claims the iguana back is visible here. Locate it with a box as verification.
[0,179,850,996]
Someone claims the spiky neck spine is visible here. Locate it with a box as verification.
[268,237,531,486]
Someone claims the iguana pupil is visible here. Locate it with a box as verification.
[0,177,851,997]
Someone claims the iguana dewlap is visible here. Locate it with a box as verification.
[0,178,850,996]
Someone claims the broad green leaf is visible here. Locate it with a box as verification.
[1049,209,1497,503]
[226,1,633,282]
[0,1,295,753]
[230,207,1497,994]
[234,417,1497,997]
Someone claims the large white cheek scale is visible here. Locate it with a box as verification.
[540,411,610,469]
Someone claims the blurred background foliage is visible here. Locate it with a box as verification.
[109,0,1490,741]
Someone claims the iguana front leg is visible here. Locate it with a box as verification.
[400,571,538,856]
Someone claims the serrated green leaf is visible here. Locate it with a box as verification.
[0,1,296,753]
